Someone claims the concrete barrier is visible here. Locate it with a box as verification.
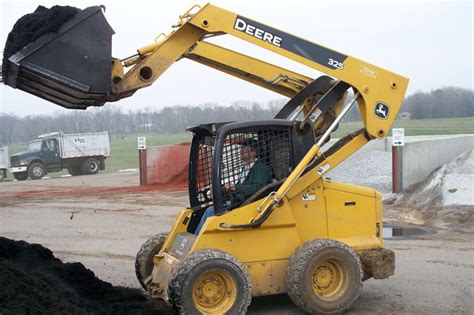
[400,135,474,189]
[143,143,190,185]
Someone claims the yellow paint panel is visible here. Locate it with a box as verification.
[246,260,288,296]
[288,186,328,241]
[193,201,301,262]
[323,183,377,241]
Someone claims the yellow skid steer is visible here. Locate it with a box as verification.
[3,3,408,314]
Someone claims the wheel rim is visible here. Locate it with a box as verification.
[311,259,345,299]
[89,162,98,172]
[192,269,237,314]
[32,165,43,177]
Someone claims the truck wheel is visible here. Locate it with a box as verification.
[13,172,28,181]
[169,249,252,315]
[135,233,167,289]
[68,167,82,176]
[81,158,99,175]
[28,163,45,180]
[286,239,362,314]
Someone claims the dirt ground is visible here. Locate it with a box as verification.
[1,172,473,314]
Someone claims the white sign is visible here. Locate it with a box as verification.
[137,137,146,150]
[392,128,405,146]
[316,163,331,175]
[302,193,316,201]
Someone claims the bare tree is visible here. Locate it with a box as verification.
[0,113,18,145]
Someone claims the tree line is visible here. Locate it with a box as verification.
[0,87,472,145]
[0,100,284,145]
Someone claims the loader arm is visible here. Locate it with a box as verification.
[112,3,408,139]
[5,3,408,138]
[184,41,311,98]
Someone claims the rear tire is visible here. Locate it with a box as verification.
[286,239,362,314]
[81,158,99,175]
[13,172,28,181]
[135,233,167,289]
[28,163,45,180]
[169,249,252,315]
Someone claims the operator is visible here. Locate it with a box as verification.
[195,139,272,235]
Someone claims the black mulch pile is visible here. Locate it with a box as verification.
[2,5,80,82]
[0,237,169,314]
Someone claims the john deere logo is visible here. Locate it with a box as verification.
[374,102,389,119]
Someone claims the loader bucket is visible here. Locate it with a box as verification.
[3,5,114,109]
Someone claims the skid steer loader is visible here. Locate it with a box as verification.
[3,3,408,314]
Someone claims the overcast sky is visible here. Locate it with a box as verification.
[0,0,472,116]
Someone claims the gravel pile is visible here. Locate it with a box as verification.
[384,150,474,232]
[394,150,474,207]
[325,149,392,196]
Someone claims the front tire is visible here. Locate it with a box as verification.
[135,233,167,289]
[28,163,45,180]
[81,158,99,175]
[286,239,362,314]
[13,172,28,181]
[169,249,252,315]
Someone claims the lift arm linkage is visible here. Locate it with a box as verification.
[113,3,408,139]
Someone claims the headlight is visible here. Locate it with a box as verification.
[20,160,29,166]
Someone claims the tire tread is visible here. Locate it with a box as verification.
[286,239,363,314]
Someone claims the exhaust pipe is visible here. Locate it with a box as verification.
[3,5,114,109]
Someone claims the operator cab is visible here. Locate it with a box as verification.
[186,120,315,233]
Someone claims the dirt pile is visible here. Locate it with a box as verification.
[385,150,474,232]
[0,237,168,314]
[3,5,80,81]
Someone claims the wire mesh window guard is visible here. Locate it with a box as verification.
[195,141,214,206]
[219,128,292,210]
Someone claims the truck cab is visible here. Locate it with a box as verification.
[10,138,61,180]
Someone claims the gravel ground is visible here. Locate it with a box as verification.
[1,172,473,314]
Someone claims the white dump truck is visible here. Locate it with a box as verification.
[0,146,8,182]
[9,131,110,180]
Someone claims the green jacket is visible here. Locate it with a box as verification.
[235,159,273,202]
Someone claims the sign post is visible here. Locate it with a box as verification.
[138,137,147,186]
[391,128,404,193]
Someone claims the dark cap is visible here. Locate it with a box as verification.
[239,138,260,153]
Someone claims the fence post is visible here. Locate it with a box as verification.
[138,137,147,186]
[139,149,147,186]
[392,145,403,193]
[391,128,405,193]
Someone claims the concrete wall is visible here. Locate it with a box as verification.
[401,135,474,189]
[144,143,190,185]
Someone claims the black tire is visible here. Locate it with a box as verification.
[286,239,362,314]
[13,172,28,181]
[28,162,45,180]
[81,158,99,175]
[169,249,252,315]
[68,167,83,176]
[135,233,167,289]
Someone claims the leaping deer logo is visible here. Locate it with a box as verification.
[375,103,389,119]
